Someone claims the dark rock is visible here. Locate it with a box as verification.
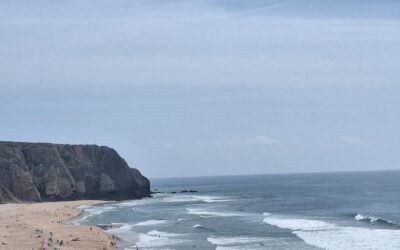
[151,191,164,194]
[180,190,198,193]
[0,141,150,202]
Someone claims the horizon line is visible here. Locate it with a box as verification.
[149,168,400,180]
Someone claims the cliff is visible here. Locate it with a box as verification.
[0,141,150,203]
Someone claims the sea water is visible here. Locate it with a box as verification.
[74,171,400,249]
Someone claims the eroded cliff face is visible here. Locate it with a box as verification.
[0,141,150,202]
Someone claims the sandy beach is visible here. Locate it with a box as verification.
[0,200,116,250]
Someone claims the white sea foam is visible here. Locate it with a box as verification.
[215,246,262,250]
[187,208,245,217]
[355,213,379,222]
[116,198,159,207]
[72,205,117,224]
[192,223,216,232]
[135,230,187,248]
[162,195,235,203]
[162,196,198,203]
[115,200,143,207]
[81,205,117,215]
[147,230,182,237]
[353,213,399,227]
[126,247,174,250]
[295,227,400,250]
[107,224,134,234]
[136,234,176,248]
[193,195,235,203]
[207,236,272,245]
[107,223,138,244]
[263,214,400,250]
[208,236,280,250]
[263,217,335,231]
[134,219,167,226]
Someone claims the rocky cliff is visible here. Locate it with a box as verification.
[0,141,150,203]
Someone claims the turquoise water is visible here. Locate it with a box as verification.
[75,171,400,249]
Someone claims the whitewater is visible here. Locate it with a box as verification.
[74,171,400,249]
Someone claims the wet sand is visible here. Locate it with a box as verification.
[0,200,116,250]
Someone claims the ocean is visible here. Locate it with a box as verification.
[74,171,400,250]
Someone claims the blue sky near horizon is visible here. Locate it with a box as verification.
[1,0,399,177]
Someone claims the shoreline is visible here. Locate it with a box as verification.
[67,203,134,250]
[0,200,117,250]
[65,200,116,224]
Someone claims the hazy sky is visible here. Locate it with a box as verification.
[1,0,400,177]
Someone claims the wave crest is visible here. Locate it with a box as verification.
[187,208,246,217]
[262,214,400,250]
[354,213,399,227]
[134,219,167,226]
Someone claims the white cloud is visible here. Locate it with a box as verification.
[0,1,399,88]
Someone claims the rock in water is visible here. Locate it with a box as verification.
[0,141,150,202]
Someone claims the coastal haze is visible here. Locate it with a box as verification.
[1,1,400,250]
[1,0,400,178]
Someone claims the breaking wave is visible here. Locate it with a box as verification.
[192,224,216,232]
[163,195,235,203]
[263,213,400,250]
[134,229,188,248]
[71,205,117,224]
[208,235,286,250]
[134,219,168,226]
[187,208,246,217]
[354,213,400,227]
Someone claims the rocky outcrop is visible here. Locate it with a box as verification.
[0,141,150,203]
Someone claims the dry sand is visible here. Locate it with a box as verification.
[0,200,116,250]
